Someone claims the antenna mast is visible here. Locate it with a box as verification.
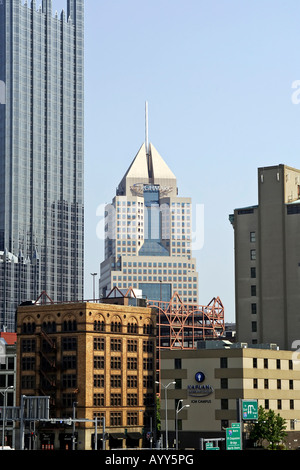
[145,101,149,155]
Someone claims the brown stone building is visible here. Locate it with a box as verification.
[16,298,157,450]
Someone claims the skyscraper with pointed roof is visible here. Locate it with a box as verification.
[0,0,84,331]
[99,112,198,304]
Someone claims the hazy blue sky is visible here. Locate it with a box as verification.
[51,0,300,322]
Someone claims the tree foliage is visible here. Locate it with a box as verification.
[249,405,287,449]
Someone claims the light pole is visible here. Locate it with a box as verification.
[90,272,97,301]
[175,400,190,450]
[1,386,13,449]
[156,380,176,449]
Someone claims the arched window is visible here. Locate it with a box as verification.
[22,317,36,334]
[42,320,56,333]
[143,320,153,335]
[62,318,77,332]
[94,315,105,332]
[127,317,138,334]
[111,316,122,333]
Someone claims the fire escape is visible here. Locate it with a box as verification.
[39,328,57,407]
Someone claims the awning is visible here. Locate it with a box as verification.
[109,433,125,439]
[127,432,143,440]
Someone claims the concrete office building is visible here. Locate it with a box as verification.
[229,164,300,350]
[0,0,84,332]
[16,298,157,450]
[160,342,300,450]
[99,109,198,305]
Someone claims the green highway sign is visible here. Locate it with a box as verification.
[205,442,219,450]
[226,423,241,450]
[242,399,258,420]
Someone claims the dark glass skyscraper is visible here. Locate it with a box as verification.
[0,0,84,331]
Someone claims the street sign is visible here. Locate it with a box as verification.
[205,442,219,450]
[242,399,258,420]
[226,423,241,450]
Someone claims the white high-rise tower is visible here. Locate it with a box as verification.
[99,106,198,304]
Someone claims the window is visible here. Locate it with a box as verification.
[251,285,256,296]
[265,399,269,409]
[250,249,256,260]
[253,378,258,389]
[251,303,257,314]
[110,412,122,426]
[62,337,77,351]
[277,399,282,410]
[127,357,137,370]
[127,412,138,426]
[175,358,182,369]
[220,378,228,389]
[94,374,105,388]
[264,379,269,389]
[251,321,257,332]
[111,339,122,351]
[111,357,121,369]
[221,399,228,409]
[94,393,105,407]
[94,320,105,332]
[62,374,77,389]
[264,358,268,369]
[128,340,137,352]
[127,394,138,406]
[111,394,121,406]
[127,375,137,388]
[253,358,257,368]
[250,232,256,243]
[94,356,104,369]
[62,320,77,332]
[251,267,256,278]
[21,339,36,352]
[277,379,281,389]
[94,338,105,351]
[220,357,228,368]
[111,375,121,388]
[111,319,122,333]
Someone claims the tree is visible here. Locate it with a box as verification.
[249,406,287,449]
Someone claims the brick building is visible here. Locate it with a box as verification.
[16,298,157,450]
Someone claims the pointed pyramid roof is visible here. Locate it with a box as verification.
[117,143,149,195]
[149,143,176,182]
[123,143,149,180]
[117,142,177,197]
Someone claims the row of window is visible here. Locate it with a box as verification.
[94,320,154,335]
[174,357,295,370]
[93,337,154,352]
[93,393,153,407]
[220,398,296,411]
[94,356,154,371]
[21,319,154,336]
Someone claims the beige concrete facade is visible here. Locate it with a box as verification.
[230,164,300,350]
[16,300,157,450]
[160,344,300,449]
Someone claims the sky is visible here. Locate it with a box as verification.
[52,0,300,322]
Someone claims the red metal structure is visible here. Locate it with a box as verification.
[148,292,225,350]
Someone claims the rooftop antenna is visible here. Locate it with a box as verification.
[145,101,149,156]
